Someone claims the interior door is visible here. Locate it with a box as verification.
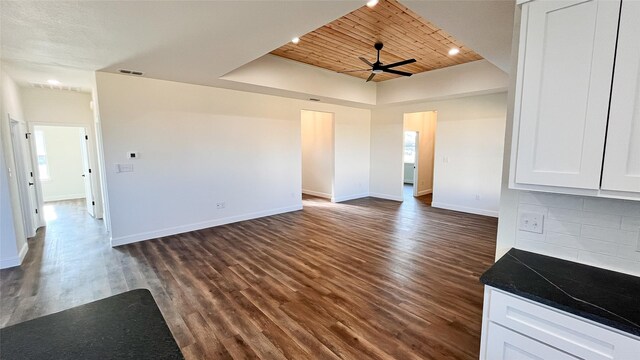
[601,0,640,193]
[9,118,39,237]
[413,132,420,197]
[79,128,95,217]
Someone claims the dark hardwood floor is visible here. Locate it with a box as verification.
[1,194,497,359]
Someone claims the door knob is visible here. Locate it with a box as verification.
[28,182,34,186]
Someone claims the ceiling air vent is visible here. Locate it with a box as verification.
[119,69,144,76]
[30,83,84,92]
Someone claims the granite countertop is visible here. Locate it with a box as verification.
[0,289,184,360]
[480,248,640,337]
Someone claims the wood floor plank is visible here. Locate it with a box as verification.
[0,189,496,359]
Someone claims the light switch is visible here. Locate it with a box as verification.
[116,164,134,173]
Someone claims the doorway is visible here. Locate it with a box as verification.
[403,111,436,201]
[300,110,335,202]
[31,125,96,220]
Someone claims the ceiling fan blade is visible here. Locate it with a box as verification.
[366,73,376,82]
[359,57,374,67]
[382,58,416,69]
[382,68,412,77]
[338,69,371,73]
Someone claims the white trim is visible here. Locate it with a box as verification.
[417,189,432,196]
[44,194,86,202]
[301,189,332,199]
[332,192,369,203]
[431,201,498,217]
[18,242,28,262]
[0,243,29,269]
[110,204,303,247]
[369,192,403,202]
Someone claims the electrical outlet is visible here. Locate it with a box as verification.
[475,194,480,200]
[519,212,544,234]
[216,202,225,209]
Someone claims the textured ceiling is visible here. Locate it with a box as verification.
[270,0,483,82]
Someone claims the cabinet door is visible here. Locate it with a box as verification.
[485,322,579,360]
[601,0,640,193]
[514,0,619,189]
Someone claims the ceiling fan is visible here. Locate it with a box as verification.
[340,42,416,82]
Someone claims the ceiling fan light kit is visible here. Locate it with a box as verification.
[340,42,417,82]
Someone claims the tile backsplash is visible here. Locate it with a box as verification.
[515,191,640,276]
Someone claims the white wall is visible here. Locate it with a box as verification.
[376,60,509,105]
[95,72,370,246]
[35,126,86,202]
[403,162,414,184]
[333,106,370,202]
[0,69,28,268]
[370,92,507,216]
[301,110,333,199]
[20,87,104,218]
[404,112,436,195]
[221,55,377,106]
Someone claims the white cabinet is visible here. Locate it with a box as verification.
[601,0,640,193]
[486,322,579,360]
[513,0,618,189]
[511,0,640,199]
[480,287,640,360]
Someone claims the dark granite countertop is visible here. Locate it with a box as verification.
[480,248,640,337]
[0,289,184,360]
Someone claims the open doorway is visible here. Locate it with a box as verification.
[301,110,335,203]
[403,111,436,203]
[31,125,97,224]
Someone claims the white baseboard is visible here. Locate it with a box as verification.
[431,201,498,217]
[110,204,303,247]
[369,192,403,202]
[416,189,433,196]
[0,243,29,269]
[302,189,332,199]
[332,193,369,203]
[44,194,85,202]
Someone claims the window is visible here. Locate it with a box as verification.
[34,130,50,181]
[404,131,417,163]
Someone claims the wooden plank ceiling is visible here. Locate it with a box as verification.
[270,0,483,82]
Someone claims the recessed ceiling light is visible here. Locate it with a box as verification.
[47,79,61,85]
[448,48,460,56]
[292,37,300,44]
[366,0,379,8]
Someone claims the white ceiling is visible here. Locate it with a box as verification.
[404,0,515,72]
[1,0,515,100]
[1,1,363,88]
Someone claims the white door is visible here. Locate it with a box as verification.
[514,0,619,189]
[485,322,579,360]
[79,129,95,217]
[601,0,640,193]
[9,119,39,237]
[413,132,420,197]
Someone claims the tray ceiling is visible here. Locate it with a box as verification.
[270,0,483,82]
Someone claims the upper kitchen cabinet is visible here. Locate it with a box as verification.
[512,0,619,189]
[601,0,640,193]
